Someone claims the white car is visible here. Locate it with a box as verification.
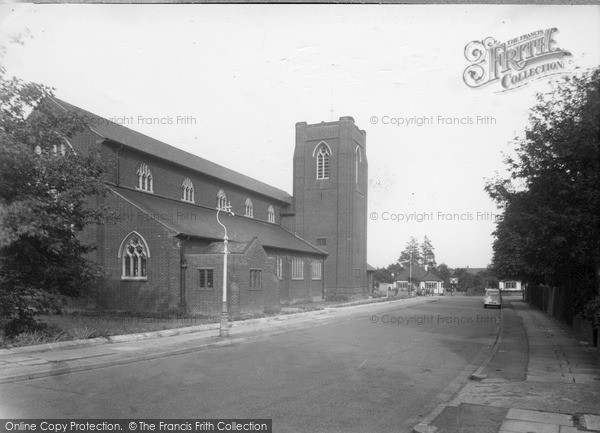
[483,288,502,309]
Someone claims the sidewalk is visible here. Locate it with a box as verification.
[414,299,600,433]
[0,296,430,384]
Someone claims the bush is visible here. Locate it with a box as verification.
[5,323,66,348]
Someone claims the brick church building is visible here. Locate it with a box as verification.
[47,98,368,314]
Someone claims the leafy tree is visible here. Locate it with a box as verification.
[436,263,451,286]
[452,268,485,293]
[420,235,437,269]
[486,67,600,317]
[0,62,111,336]
[373,267,394,284]
[398,236,421,269]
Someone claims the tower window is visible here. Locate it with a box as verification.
[245,198,254,218]
[216,189,227,210]
[267,205,275,223]
[136,163,153,192]
[316,238,327,247]
[119,232,150,281]
[182,177,195,203]
[316,145,330,180]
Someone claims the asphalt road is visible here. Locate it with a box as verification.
[0,296,500,433]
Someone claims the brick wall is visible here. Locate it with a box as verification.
[95,192,182,313]
[185,239,279,315]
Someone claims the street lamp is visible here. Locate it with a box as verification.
[216,202,234,337]
[409,250,412,297]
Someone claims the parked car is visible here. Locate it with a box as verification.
[483,288,502,309]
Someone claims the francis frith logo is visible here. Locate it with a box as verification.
[463,28,571,91]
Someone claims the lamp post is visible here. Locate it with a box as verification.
[216,202,234,338]
[409,250,412,297]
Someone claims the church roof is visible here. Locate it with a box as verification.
[48,97,293,205]
[111,186,326,256]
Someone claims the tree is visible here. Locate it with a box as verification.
[398,237,421,269]
[486,67,600,317]
[373,267,394,284]
[420,236,437,269]
[436,263,451,287]
[0,63,111,336]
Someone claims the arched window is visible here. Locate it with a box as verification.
[245,198,254,218]
[316,144,331,180]
[267,205,275,223]
[216,189,227,210]
[118,232,150,280]
[182,177,194,203]
[355,146,362,184]
[136,163,153,192]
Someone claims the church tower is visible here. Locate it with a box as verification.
[293,117,368,296]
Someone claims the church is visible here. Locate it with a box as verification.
[48,98,369,315]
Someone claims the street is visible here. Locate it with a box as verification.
[0,297,500,432]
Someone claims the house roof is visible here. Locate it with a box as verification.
[48,97,293,205]
[111,186,326,256]
[394,266,442,282]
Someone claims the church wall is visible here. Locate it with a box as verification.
[107,145,286,225]
[95,193,181,313]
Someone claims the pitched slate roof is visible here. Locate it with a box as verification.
[111,186,325,256]
[394,266,442,281]
[48,97,293,204]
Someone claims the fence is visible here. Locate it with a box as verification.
[525,284,573,324]
[525,283,597,347]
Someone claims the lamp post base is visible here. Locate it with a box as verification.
[219,302,229,338]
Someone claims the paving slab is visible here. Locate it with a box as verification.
[505,408,573,426]
[582,413,600,431]
[499,419,559,433]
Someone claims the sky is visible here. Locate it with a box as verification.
[1,4,599,269]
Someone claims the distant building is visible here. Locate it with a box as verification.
[43,98,369,314]
[395,266,444,295]
[499,280,522,291]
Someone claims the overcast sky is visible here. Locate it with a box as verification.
[1,4,599,269]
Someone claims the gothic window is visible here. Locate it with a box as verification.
[182,177,195,203]
[267,205,275,223]
[119,232,150,280]
[136,163,153,192]
[245,198,254,218]
[316,145,331,180]
[216,189,227,210]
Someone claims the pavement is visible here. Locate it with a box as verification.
[1,295,598,433]
[413,298,600,433]
[0,296,431,385]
